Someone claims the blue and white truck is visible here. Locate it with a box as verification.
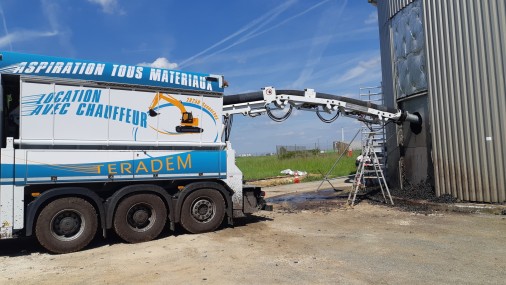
[0,51,268,253]
[0,51,422,253]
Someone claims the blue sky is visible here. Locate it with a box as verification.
[0,0,381,154]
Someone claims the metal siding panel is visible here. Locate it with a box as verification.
[481,1,496,202]
[441,0,457,198]
[424,0,506,202]
[377,0,400,187]
[452,0,472,201]
[485,0,506,202]
[494,0,506,202]
[422,0,438,196]
[460,3,481,201]
[385,0,415,19]
[473,1,491,202]
[424,0,446,197]
[437,0,454,197]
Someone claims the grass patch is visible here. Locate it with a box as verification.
[236,150,359,181]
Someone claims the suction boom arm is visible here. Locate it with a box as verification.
[223,87,422,125]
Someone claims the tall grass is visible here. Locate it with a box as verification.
[236,150,359,181]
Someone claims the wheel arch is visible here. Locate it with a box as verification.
[175,181,233,225]
[104,184,173,230]
[25,187,106,237]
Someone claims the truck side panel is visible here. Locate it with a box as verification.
[0,51,224,93]
[19,81,223,147]
[133,151,226,180]
[54,84,110,141]
[0,139,24,237]
[0,146,14,238]
[8,150,227,185]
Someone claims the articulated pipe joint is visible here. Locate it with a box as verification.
[404,112,421,124]
[404,111,423,134]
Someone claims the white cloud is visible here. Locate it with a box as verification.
[41,0,75,54]
[138,57,178,69]
[365,12,378,25]
[336,56,381,83]
[293,0,347,88]
[179,0,296,68]
[180,0,335,69]
[87,0,124,14]
[0,2,12,50]
[0,30,58,48]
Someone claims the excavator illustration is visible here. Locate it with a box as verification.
[148,92,203,133]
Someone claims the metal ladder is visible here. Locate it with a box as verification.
[348,129,394,206]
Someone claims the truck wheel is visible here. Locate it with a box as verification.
[35,197,98,254]
[181,189,225,234]
[113,194,167,243]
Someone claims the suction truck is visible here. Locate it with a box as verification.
[0,51,420,253]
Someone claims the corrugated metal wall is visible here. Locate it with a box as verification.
[375,0,506,202]
[378,0,415,19]
[423,0,506,202]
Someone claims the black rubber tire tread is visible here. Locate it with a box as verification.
[180,189,225,234]
[35,197,98,254]
[113,194,167,243]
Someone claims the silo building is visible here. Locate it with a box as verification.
[370,0,505,202]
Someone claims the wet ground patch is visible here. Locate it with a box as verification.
[266,189,349,212]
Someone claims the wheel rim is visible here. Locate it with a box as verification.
[191,198,215,223]
[50,209,86,242]
[126,203,156,232]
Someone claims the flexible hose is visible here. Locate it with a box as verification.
[316,108,340,123]
[266,104,293,122]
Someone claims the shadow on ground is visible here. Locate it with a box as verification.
[0,214,272,256]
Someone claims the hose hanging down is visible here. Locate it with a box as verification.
[266,104,293,122]
[316,108,340,123]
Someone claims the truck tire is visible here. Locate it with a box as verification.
[113,194,167,243]
[35,197,98,254]
[181,189,225,234]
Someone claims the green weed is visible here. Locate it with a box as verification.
[236,150,359,181]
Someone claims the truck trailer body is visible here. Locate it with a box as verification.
[0,51,422,253]
[0,51,266,253]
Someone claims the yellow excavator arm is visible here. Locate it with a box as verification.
[148,92,202,133]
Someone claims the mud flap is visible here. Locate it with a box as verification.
[243,186,272,213]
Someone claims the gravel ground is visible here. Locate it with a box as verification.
[1,180,505,284]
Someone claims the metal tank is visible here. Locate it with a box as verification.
[371,0,506,202]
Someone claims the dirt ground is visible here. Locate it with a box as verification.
[1,180,505,285]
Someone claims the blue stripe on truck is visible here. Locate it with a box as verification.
[1,150,227,185]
